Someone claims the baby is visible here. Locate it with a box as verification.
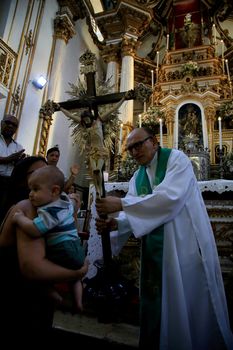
[13,165,86,312]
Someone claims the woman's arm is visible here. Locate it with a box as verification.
[16,200,88,282]
[17,230,88,282]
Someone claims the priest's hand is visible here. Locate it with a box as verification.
[95,196,122,215]
[95,217,118,234]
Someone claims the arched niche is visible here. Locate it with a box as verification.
[174,100,208,150]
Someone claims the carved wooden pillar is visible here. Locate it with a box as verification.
[165,108,175,148]
[204,105,216,163]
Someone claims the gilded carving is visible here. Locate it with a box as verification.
[101,45,120,64]
[121,37,139,57]
[54,14,75,44]
[11,84,21,115]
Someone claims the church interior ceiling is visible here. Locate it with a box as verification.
[57,1,233,84]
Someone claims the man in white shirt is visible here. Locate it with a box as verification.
[0,114,25,222]
[95,127,233,350]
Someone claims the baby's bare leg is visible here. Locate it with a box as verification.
[73,280,83,312]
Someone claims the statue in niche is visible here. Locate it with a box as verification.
[178,104,203,150]
[179,13,201,48]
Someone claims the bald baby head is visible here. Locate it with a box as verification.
[29,165,65,192]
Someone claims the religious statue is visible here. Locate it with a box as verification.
[178,104,203,149]
[181,12,199,48]
[59,93,129,198]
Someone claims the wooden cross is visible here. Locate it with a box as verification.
[56,51,136,268]
[39,50,152,320]
[40,50,150,269]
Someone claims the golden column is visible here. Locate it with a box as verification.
[204,105,216,163]
[165,108,175,148]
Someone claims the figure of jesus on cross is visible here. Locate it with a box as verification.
[60,96,129,199]
[57,50,134,199]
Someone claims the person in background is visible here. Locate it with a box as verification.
[0,114,25,223]
[46,145,79,193]
[13,165,86,312]
[95,127,233,350]
[68,183,81,222]
[0,156,88,346]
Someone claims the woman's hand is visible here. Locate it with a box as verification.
[12,209,25,224]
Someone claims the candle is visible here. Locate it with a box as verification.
[221,40,225,73]
[218,117,222,150]
[151,70,154,89]
[144,101,146,113]
[159,118,163,147]
[156,51,159,69]
[221,39,224,58]
[151,70,154,105]
[166,34,169,50]
[118,123,123,154]
[212,24,216,44]
[225,59,230,81]
[103,171,109,182]
[139,114,142,128]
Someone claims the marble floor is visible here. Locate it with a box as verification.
[52,310,139,349]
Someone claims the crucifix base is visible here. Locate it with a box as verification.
[83,259,131,323]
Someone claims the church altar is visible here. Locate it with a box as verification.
[86,179,233,282]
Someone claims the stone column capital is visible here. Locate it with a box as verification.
[54,13,76,44]
[101,44,120,63]
[121,37,139,58]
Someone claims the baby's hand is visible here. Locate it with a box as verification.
[13,209,25,224]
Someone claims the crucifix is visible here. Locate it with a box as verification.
[39,50,151,321]
[56,50,135,267]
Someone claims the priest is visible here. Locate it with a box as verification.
[95,127,233,350]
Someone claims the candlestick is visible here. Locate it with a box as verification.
[218,117,222,150]
[166,34,169,50]
[225,59,230,81]
[118,123,123,154]
[139,114,142,128]
[159,118,163,147]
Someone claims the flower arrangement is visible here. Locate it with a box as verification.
[120,154,138,181]
[217,100,233,120]
[137,106,164,134]
[181,61,199,76]
[223,151,233,176]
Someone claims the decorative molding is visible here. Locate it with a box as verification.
[24,29,33,55]
[54,13,76,44]
[11,84,21,115]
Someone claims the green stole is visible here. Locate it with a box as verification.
[136,147,171,349]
